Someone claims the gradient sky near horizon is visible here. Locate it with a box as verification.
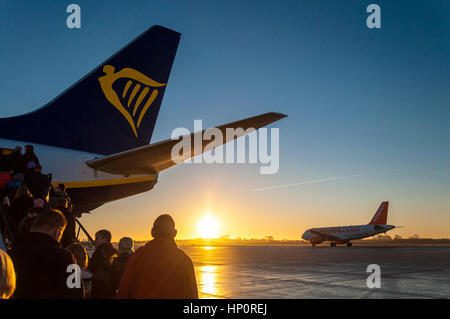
[1,0,449,241]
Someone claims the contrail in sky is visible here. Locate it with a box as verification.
[253,169,401,191]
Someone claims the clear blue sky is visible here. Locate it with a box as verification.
[1,0,449,239]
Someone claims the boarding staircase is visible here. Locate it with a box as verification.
[0,203,95,251]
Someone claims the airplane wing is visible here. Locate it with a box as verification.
[86,112,287,176]
[309,229,343,241]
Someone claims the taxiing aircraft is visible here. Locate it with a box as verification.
[301,201,396,246]
[0,25,286,215]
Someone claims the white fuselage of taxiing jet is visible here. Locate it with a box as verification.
[302,224,395,244]
[0,138,150,183]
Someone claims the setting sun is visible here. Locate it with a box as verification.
[197,214,220,239]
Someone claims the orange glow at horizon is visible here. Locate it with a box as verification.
[80,164,450,242]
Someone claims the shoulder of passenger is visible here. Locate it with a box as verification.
[178,249,192,261]
[133,245,146,256]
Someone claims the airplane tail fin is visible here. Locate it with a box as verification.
[368,201,389,225]
[0,25,180,155]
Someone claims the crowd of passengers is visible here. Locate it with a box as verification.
[0,145,198,299]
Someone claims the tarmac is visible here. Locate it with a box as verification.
[180,246,450,299]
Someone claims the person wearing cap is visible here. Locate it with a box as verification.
[116,214,198,299]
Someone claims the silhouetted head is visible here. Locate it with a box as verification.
[95,229,112,247]
[31,209,67,243]
[56,183,66,192]
[50,197,67,210]
[118,237,134,254]
[66,243,88,268]
[24,145,35,156]
[151,214,177,239]
[0,249,16,299]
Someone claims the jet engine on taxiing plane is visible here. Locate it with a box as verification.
[310,237,324,245]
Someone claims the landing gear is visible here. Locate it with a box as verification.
[346,242,352,247]
[330,242,336,247]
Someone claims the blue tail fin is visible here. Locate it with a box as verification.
[0,25,180,155]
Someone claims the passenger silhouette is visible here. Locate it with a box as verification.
[50,185,75,248]
[67,243,93,298]
[23,145,40,168]
[89,229,118,298]
[116,214,198,299]
[110,237,134,293]
[10,209,83,298]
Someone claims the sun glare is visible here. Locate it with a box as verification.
[197,214,219,239]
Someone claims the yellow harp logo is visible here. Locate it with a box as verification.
[98,65,166,137]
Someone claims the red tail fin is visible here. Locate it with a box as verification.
[368,201,389,225]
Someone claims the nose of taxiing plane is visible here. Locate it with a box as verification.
[301,230,311,240]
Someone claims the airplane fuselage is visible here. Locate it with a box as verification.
[302,224,395,245]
